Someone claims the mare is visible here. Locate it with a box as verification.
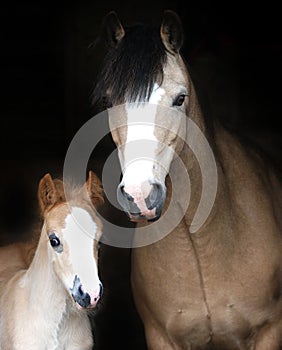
[0,171,104,349]
[92,10,282,350]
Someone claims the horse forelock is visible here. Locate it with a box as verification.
[92,24,167,107]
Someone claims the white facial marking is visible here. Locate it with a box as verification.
[148,83,166,105]
[122,160,155,189]
[63,207,100,292]
[123,84,165,184]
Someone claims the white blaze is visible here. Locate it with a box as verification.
[63,207,100,293]
[123,84,165,185]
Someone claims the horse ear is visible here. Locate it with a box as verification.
[86,171,104,208]
[103,11,125,47]
[160,10,184,54]
[37,173,59,215]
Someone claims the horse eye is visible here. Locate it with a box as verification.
[173,94,186,107]
[49,234,60,248]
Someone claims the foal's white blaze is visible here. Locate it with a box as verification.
[63,207,101,304]
[123,84,165,197]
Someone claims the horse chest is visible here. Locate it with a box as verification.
[165,295,282,349]
[132,236,282,349]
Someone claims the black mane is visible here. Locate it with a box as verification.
[92,24,167,107]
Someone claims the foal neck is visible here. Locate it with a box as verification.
[24,222,71,325]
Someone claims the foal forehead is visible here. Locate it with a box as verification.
[65,207,97,238]
[46,203,71,229]
[47,204,98,239]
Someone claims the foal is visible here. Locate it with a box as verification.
[0,171,104,350]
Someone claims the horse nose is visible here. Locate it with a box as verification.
[71,280,103,309]
[72,284,91,308]
[90,282,103,307]
[117,181,166,221]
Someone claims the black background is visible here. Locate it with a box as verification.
[1,1,281,349]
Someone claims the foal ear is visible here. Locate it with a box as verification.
[37,173,59,215]
[86,171,104,208]
[160,10,184,54]
[103,11,125,47]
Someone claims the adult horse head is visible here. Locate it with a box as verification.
[94,10,196,223]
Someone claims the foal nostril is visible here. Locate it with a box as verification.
[70,276,99,308]
[99,283,103,298]
[78,285,84,297]
[94,283,103,302]
[71,282,91,308]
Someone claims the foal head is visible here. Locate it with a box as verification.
[94,11,190,222]
[37,171,104,309]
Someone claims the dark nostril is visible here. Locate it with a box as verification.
[99,283,103,297]
[73,287,91,307]
[78,285,84,296]
[117,185,140,214]
[83,293,91,306]
[120,185,134,202]
[146,183,163,210]
[94,283,103,302]
[71,276,92,307]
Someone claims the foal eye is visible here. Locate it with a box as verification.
[49,234,61,248]
[173,94,186,107]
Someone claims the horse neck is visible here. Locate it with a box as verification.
[177,79,271,237]
[186,75,207,134]
[175,80,228,233]
[24,222,70,325]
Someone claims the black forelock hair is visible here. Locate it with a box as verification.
[92,24,167,108]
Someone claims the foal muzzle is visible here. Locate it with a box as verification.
[70,275,103,309]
